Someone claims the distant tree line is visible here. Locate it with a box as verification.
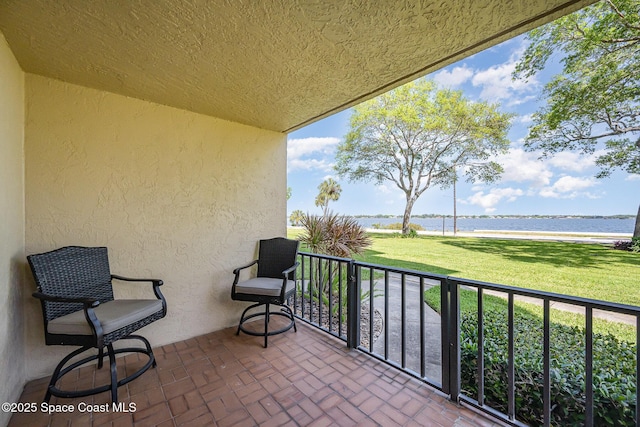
[348,214,636,219]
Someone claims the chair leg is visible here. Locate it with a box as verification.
[97,346,105,369]
[264,303,270,348]
[41,339,155,404]
[107,344,118,404]
[43,346,92,403]
[237,302,262,336]
[127,334,156,368]
[236,302,294,347]
[282,304,297,332]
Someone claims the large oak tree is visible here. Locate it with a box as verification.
[335,80,512,235]
[513,0,640,237]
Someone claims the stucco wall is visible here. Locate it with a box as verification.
[0,32,26,425]
[24,74,287,379]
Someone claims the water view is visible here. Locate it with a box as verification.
[354,216,635,234]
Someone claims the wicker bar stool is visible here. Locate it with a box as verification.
[231,237,299,347]
[28,246,167,403]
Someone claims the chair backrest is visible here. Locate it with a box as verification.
[256,238,299,280]
[27,246,114,322]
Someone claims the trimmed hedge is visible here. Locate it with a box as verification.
[460,310,636,426]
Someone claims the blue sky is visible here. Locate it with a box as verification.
[287,35,639,217]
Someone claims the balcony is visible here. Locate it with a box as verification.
[2,2,601,426]
[9,321,497,427]
[9,250,638,427]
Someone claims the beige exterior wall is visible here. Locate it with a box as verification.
[0,32,26,425]
[24,74,287,378]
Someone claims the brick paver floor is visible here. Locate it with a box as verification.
[9,321,501,426]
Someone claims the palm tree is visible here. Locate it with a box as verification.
[289,209,305,226]
[315,178,342,217]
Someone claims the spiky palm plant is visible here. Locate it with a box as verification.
[299,212,371,257]
[299,212,372,323]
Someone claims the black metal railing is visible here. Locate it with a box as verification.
[293,251,640,427]
[293,252,352,341]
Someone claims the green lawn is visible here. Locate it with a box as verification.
[350,232,640,307]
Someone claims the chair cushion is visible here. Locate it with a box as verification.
[235,277,294,297]
[48,299,163,336]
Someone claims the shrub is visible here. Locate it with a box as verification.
[460,309,636,426]
[612,237,640,253]
[613,240,632,251]
[371,222,425,231]
[400,229,419,238]
[298,212,373,322]
[299,212,371,257]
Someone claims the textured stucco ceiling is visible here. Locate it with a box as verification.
[0,0,594,133]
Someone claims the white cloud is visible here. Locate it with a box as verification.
[288,158,334,172]
[469,44,539,105]
[516,114,534,125]
[376,184,393,195]
[625,174,640,181]
[490,147,601,201]
[538,176,599,199]
[288,137,339,158]
[495,148,553,187]
[508,95,538,106]
[546,151,596,173]
[472,59,537,103]
[287,137,340,172]
[432,65,474,88]
[497,147,597,180]
[553,176,595,192]
[466,187,524,212]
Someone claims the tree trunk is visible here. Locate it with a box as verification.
[634,203,640,239]
[402,197,416,235]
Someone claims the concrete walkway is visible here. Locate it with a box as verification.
[370,275,442,384]
[480,289,637,325]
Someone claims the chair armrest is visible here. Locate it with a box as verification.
[111,275,167,316]
[282,261,300,277]
[111,274,163,286]
[33,291,105,345]
[232,260,258,275]
[278,261,300,299]
[232,260,258,285]
[32,291,99,308]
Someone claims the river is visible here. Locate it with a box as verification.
[354,217,635,234]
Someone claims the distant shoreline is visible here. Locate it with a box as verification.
[349,214,635,219]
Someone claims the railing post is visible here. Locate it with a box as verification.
[441,277,460,401]
[441,279,450,395]
[346,260,360,349]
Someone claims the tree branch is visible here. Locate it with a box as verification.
[605,0,640,33]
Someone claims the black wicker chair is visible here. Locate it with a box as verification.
[27,246,167,404]
[231,237,299,347]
